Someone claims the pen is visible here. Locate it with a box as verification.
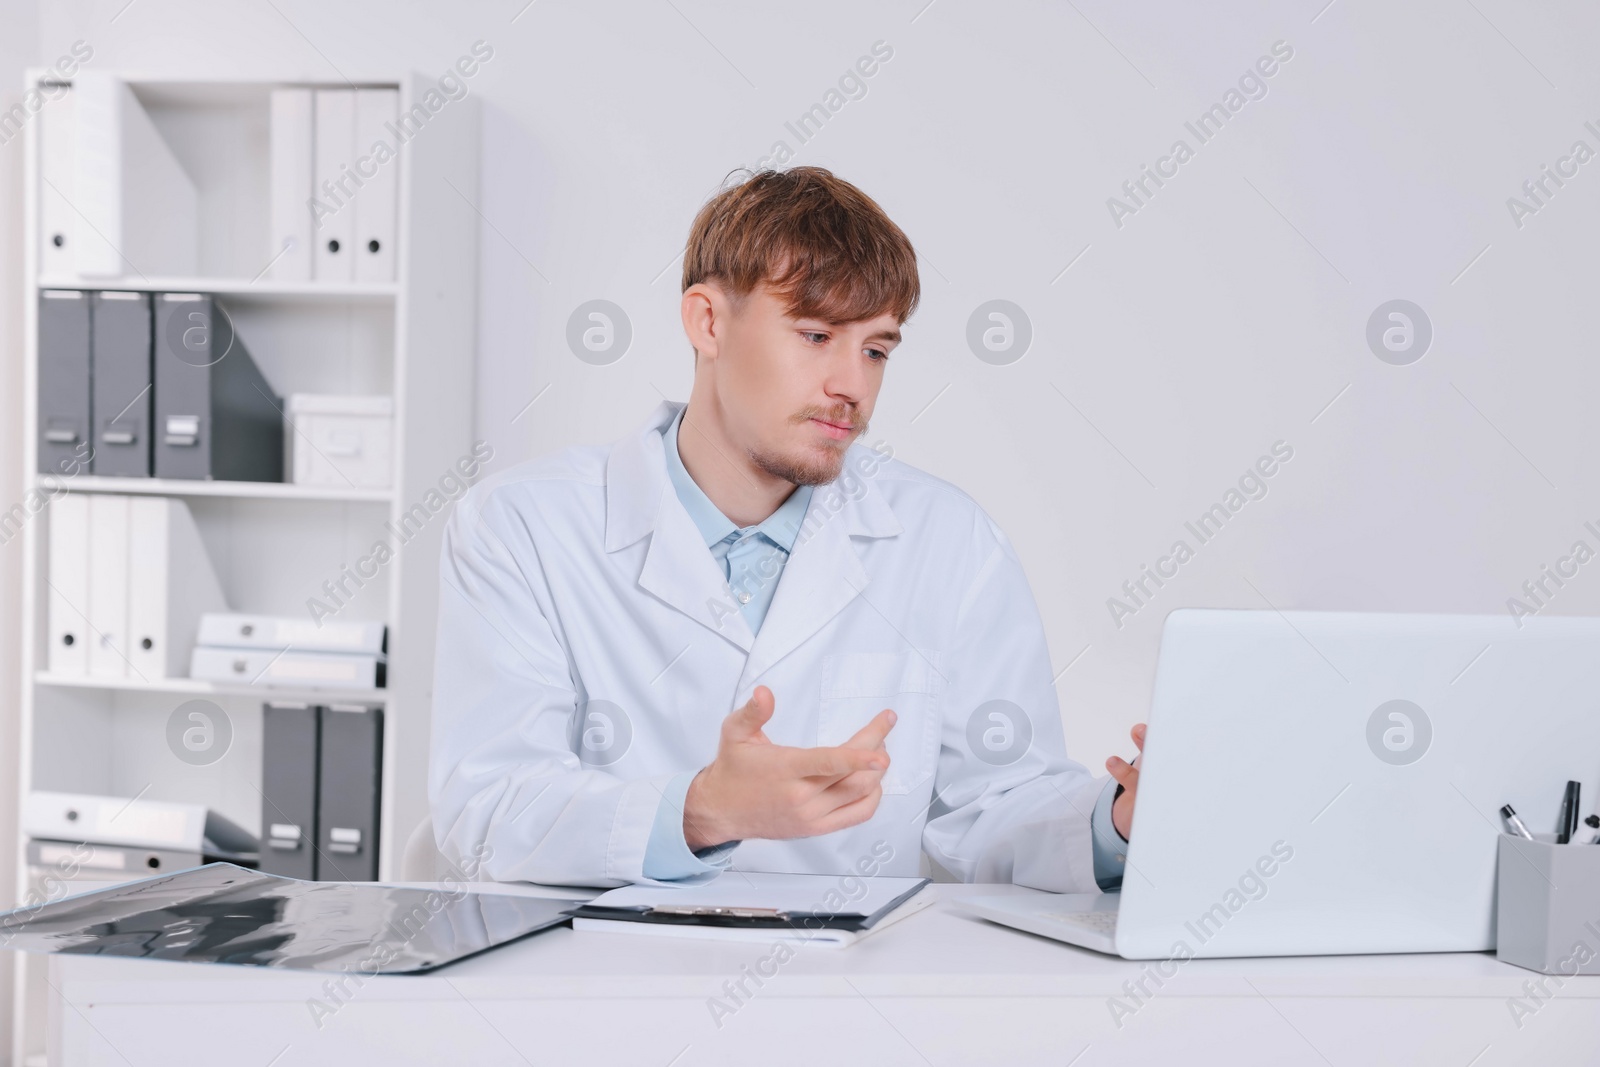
[1500,804,1535,840]
[1556,781,1580,844]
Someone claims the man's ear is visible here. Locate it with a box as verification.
[681,282,723,363]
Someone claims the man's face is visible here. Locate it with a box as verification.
[704,284,901,486]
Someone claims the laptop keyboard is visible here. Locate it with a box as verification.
[1041,910,1119,934]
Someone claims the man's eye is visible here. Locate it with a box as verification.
[866,349,888,362]
[801,331,829,344]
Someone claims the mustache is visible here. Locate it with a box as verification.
[793,404,861,430]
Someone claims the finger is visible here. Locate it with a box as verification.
[1131,723,1147,752]
[811,785,885,836]
[1106,755,1140,791]
[842,708,897,750]
[818,765,887,807]
[721,685,776,745]
[795,745,887,780]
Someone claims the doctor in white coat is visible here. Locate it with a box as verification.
[430,167,1144,890]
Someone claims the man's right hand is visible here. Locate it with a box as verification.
[682,685,896,851]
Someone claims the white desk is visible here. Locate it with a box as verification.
[44,883,1600,1066]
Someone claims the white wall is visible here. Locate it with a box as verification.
[26,0,1600,794]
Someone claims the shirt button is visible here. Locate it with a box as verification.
[737,592,752,604]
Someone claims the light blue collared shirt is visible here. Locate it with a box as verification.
[663,408,813,635]
[642,408,1127,888]
[1092,784,1127,889]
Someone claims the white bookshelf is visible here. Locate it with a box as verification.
[34,276,400,301]
[63,474,393,502]
[13,72,478,1065]
[35,672,390,705]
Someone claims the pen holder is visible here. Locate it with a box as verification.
[1495,832,1600,975]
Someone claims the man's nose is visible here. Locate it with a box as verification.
[822,349,868,405]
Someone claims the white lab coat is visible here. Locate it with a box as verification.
[429,401,1109,890]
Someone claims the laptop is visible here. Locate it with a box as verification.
[957,608,1600,959]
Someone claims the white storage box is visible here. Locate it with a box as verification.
[286,394,393,488]
[190,646,385,690]
[196,612,386,655]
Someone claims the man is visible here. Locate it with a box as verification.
[430,166,1144,888]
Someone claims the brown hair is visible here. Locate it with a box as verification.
[682,166,920,325]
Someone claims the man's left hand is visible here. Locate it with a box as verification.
[1107,723,1146,841]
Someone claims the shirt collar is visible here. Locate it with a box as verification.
[664,408,813,553]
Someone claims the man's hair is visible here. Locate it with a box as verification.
[682,166,920,325]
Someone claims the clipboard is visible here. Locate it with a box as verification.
[567,872,931,932]
[0,862,583,973]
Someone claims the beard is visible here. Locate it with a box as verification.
[748,404,868,487]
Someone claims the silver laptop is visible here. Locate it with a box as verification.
[958,609,1600,958]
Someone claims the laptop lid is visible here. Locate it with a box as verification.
[1115,609,1600,959]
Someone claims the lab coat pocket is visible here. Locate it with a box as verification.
[817,651,943,795]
